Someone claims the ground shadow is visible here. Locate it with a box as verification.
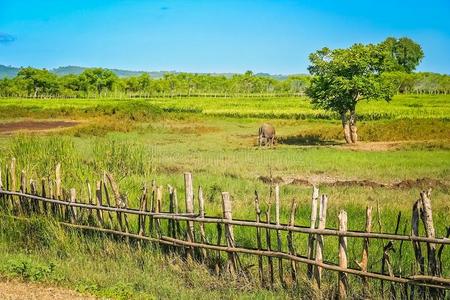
[278,134,341,146]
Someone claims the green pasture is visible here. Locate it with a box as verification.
[0,94,449,298]
[1,94,450,120]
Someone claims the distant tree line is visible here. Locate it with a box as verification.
[0,69,310,98]
[0,66,449,98]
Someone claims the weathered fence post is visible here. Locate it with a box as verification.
[95,181,105,226]
[103,173,116,229]
[338,210,348,300]
[55,163,64,218]
[184,172,195,260]
[222,192,237,275]
[419,190,441,298]
[55,163,61,198]
[420,190,438,276]
[30,179,39,214]
[155,185,163,237]
[266,208,275,289]
[287,198,298,287]
[307,186,319,279]
[254,191,265,286]
[358,206,372,296]
[314,194,328,288]
[198,186,208,260]
[173,188,181,239]
[10,158,16,192]
[411,198,425,299]
[41,178,48,215]
[69,188,77,223]
[139,185,148,237]
[86,180,95,225]
[19,170,27,215]
[274,184,285,287]
[149,180,156,235]
[168,185,176,238]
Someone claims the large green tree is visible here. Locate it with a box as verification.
[16,67,59,97]
[306,37,423,144]
[381,37,424,73]
[78,68,118,96]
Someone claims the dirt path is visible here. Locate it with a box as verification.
[0,279,97,300]
[0,120,79,134]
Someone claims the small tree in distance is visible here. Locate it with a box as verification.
[306,37,423,144]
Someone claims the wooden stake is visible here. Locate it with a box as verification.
[338,210,348,300]
[274,185,285,287]
[215,222,222,274]
[314,194,328,288]
[412,199,425,274]
[19,170,26,214]
[86,180,95,225]
[168,185,175,238]
[102,173,115,229]
[55,163,64,218]
[222,192,237,275]
[184,172,195,260]
[30,179,39,214]
[287,198,298,287]
[41,178,48,215]
[419,190,438,276]
[155,185,163,237]
[55,163,61,199]
[149,180,156,235]
[10,158,16,192]
[307,186,319,279]
[49,178,57,217]
[198,186,208,260]
[139,185,148,236]
[255,191,265,286]
[95,181,105,226]
[419,190,440,298]
[266,210,274,289]
[357,206,372,296]
[173,188,181,239]
[69,188,77,223]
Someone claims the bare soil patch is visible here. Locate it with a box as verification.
[340,141,405,151]
[168,124,220,135]
[0,120,79,134]
[258,175,448,190]
[0,279,97,300]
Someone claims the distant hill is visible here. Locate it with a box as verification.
[0,65,20,78]
[0,64,292,79]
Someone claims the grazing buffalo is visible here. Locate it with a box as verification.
[258,123,276,147]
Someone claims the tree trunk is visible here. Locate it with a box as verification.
[341,112,352,144]
[349,110,358,143]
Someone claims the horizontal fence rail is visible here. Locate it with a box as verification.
[0,158,449,299]
[1,190,449,245]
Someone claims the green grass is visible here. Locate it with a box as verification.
[1,94,450,121]
[0,94,449,298]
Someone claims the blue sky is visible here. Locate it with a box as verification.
[0,0,449,74]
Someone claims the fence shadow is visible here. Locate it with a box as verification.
[278,134,341,146]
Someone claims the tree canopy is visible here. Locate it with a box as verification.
[380,37,424,73]
[306,37,424,143]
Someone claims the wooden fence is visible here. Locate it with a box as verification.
[0,159,449,298]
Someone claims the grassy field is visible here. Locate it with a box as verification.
[0,94,449,299]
